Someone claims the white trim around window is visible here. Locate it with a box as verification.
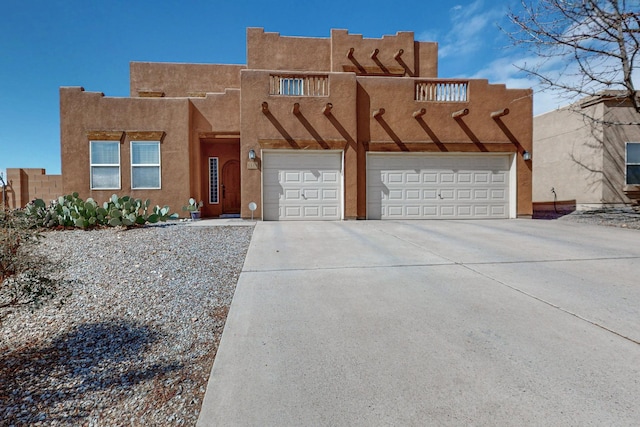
[90,140,121,190]
[626,142,640,185]
[131,141,161,189]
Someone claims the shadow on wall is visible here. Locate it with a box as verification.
[568,107,629,205]
[0,320,181,424]
[533,199,577,219]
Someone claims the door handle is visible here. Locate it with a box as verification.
[222,184,226,198]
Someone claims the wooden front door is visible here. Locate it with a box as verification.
[222,160,240,214]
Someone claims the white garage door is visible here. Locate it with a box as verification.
[367,154,511,219]
[263,151,342,221]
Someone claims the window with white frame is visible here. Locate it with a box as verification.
[90,141,120,189]
[209,157,219,204]
[131,141,161,189]
[626,142,640,185]
[280,77,304,96]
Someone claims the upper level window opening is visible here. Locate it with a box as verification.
[280,78,304,96]
[269,75,329,97]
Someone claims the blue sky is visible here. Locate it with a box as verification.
[1,0,562,177]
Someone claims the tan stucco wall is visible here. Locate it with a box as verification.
[240,70,358,219]
[188,89,241,202]
[60,87,192,215]
[357,77,533,216]
[130,62,245,97]
[5,168,62,209]
[50,28,533,220]
[330,29,437,78]
[247,28,332,72]
[602,101,640,204]
[246,28,437,79]
[533,104,615,208]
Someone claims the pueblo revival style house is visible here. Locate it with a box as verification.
[10,28,533,220]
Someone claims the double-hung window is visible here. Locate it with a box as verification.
[626,142,640,185]
[90,141,120,189]
[131,141,161,189]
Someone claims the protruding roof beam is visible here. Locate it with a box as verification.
[394,49,404,60]
[370,48,379,60]
[452,108,469,118]
[292,103,301,115]
[490,108,510,119]
[347,48,355,59]
[322,103,333,116]
[412,108,426,118]
[261,102,269,114]
[373,108,385,118]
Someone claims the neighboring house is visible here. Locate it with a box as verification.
[12,28,534,220]
[4,168,62,210]
[533,92,640,212]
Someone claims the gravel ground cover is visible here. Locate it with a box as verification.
[557,207,640,230]
[1,210,637,426]
[0,222,253,426]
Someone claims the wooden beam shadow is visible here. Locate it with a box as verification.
[264,111,300,149]
[493,117,523,151]
[395,56,414,77]
[415,117,447,151]
[295,113,329,149]
[454,117,488,152]
[348,55,367,74]
[375,117,409,151]
[372,57,390,75]
[325,113,356,150]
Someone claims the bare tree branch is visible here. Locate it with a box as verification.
[505,0,640,123]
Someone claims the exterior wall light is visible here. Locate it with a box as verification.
[248,149,256,160]
[522,150,531,161]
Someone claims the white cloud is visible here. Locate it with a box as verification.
[438,0,506,58]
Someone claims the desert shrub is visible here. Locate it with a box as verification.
[25,193,177,229]
[0,210,65,318]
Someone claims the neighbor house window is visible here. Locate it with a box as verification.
[280,78,304,96]
[209,157,219,204]
[90,141,120,189]
[131,141,161,189]
[627,142,640,185]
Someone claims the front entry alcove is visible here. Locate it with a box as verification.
[200,139,240,218]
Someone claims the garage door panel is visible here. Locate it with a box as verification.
[367,154,510,220]
[492,173,506,183]
[423,173,438,183]
[284,189,300,200]
[458,173,472,183]
[304,189,319,199]
[457,189,472,200]
[457,205,473,216]
[284,171,301,183]
[264,152,342,221]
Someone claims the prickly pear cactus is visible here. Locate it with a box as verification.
[25,193,177,229]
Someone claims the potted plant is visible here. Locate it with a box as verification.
[182,198,203,220]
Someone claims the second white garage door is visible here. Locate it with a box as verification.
[367,153,512,219]
[263,151,342,221]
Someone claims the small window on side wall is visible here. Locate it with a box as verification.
[626,142,640,185]
[90,141,120,189]
[131,141,161,189]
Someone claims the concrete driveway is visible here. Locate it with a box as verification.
[197,220,640,426]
